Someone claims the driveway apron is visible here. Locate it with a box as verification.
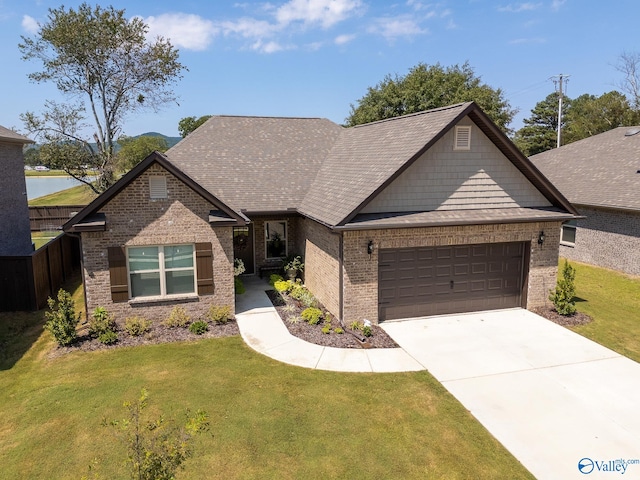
[381,308,640,480]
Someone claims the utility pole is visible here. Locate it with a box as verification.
[551,74,570,148]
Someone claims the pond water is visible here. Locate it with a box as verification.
[25,176,89,200]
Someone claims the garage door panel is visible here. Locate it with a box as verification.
[379,242,526,321]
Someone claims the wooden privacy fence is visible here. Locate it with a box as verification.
[29,205,86,231]
[0,234,81,311]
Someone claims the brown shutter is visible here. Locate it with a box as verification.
[107,246,129,302]
[195,242,214,295]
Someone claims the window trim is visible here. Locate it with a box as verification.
[560,219,577,247]
[264,220,288,260]
[126,244,196,300]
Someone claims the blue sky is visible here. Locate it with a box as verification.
[0,0,637,137]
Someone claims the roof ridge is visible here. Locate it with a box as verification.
[351,102,472,128]
[209,114,331,121]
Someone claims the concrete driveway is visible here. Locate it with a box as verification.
[381,308,640,480]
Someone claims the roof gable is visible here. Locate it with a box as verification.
[63,152,247,232]
[0,126,33,145]
[530,127,640,211]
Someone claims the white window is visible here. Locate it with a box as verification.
[149,175,167,199]
[454,125,472,150]
[127,244,195,298]
[265,221,287,259]
[561,220,577,246]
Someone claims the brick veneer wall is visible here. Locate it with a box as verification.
[250,215,300,269]
[0,142,32,255]
[561,206,640,276]
[342,221,562,324]
[298,217,341,317]
[81,164,234,324]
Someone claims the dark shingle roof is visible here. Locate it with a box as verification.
[299,103,472,226]
[0,126,33,144]
[530,127,640,211]
[166,116,343,213]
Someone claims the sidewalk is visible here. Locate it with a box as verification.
[234,276,424,373]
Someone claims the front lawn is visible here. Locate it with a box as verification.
[566,260,640,362]
[0,282,533,479]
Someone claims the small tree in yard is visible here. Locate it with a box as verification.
[104,389,210,480]
[45,289,80,346]
[549,260,577,315]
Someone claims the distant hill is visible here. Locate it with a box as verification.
[135,132,182,148]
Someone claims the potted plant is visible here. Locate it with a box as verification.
[283,255,304,280]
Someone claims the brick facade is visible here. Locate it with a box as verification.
[341,221,562,324]
[0,142,32,255]
[561,206,640,277]
[81,164,234,325]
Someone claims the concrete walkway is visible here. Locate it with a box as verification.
[234,276,424,372]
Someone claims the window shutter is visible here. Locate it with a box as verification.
[195,242,214,295]
[107,246,129,302]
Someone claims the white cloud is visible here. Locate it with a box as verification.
[369,16,427,40]
[497,3,542,12]
[551,0,566,11]
[144,13,217,51]
[276,0,364,28]
[21,15,39,34]
[251,39,286,53]
[219,17,278,38]
[334,33,355,45]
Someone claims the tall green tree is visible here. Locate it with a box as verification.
[116,135,169,173]
[565,91,639,143]
[19,3,185,193]
[346,62,516,133]
[178,115,212,137]
[513,93,567,156]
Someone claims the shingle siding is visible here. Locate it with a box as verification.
[0,142,32,255]
[561,206,640,276]
[362,118,550,214]
[341,221,562,324]
[81,164,234,324]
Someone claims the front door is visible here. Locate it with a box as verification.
[233,225,255,275]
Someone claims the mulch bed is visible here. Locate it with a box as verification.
[531,305,593,327]
[48,320,240,359]
[265,290,398,349]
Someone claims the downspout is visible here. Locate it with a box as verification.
[338,232,344,322]
[65,231,88,322]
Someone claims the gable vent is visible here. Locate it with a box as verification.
[149,175,167,199]
[454,125,472,150]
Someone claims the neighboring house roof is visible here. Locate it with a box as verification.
[0,125,33,145]
[530,126,640,212]
[166,116,343,213]
[64,152,248,232]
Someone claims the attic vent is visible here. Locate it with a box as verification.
[625,127,640,136]
[454,125,472,150]
[149,175,167,199]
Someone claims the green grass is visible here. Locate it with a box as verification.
[28,184,97,206]
[24,169,68,177]
[31,231,61,249]
[566,260,640,362]
[0,280,533,479]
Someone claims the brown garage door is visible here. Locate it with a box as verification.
[378,242,527,321]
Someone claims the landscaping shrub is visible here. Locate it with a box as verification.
[208,305,231,324]
[89,306,117,338]
[45,289,80,346]
[298,290,317,308]
[98,330,118,345]
[549,259,577,315]
[235,277,246,295]
[301,307,323,325]
[362,325,373,337]
[321,325,331,334]
[189,320,209,335]
[334,327,344,334]
[164,306,190,328]
[274,280,290,293]
[269,273,284,286]
[125,317,152,336]
[234,258,246,276]
[349,321,362,331]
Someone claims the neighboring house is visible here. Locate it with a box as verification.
[530,127,640,277]
[0,125,33,256]
[64,102,577,324]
